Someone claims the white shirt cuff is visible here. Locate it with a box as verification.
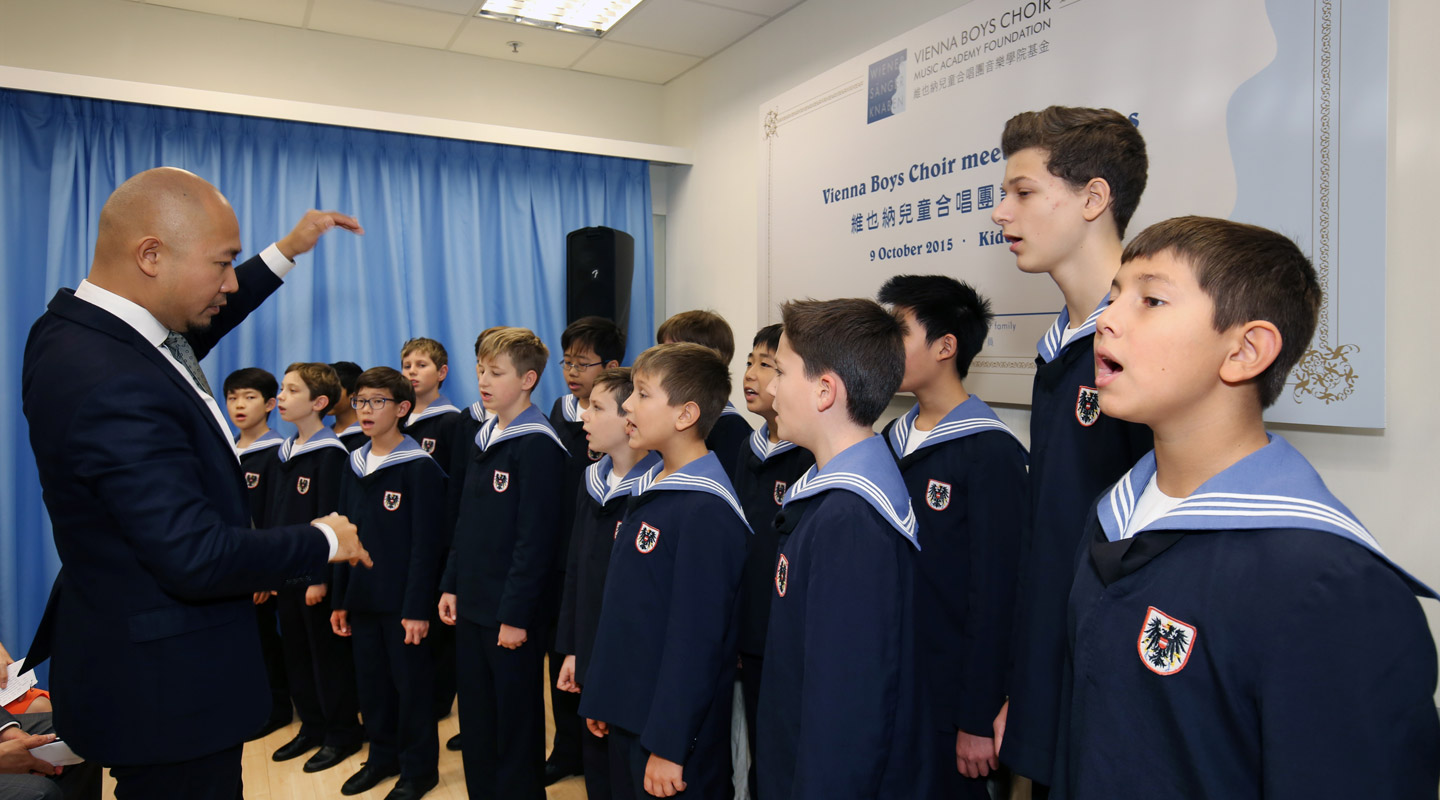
[260,243,296,279]
[313,522,339,560]
[0,721,18,735]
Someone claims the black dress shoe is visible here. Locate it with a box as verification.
[544,759,581,786]
[342,762,401,796]
[384,772,439,800]
[302,741,363,773]
[444,733,462,752]
[272,733,323,762]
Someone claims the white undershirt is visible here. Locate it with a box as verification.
[1059,322,1089,351]
[365,450,385,476]
[902,418,933,458]
[1122,474,1186,539]
[605,470,623,490]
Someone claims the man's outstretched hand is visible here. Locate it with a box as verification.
[276,211,363,260]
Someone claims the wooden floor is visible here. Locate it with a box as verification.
[100,668,588,800]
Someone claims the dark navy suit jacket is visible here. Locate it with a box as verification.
[21,257,330,766]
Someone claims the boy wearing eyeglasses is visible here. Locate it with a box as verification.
[331,366,447,799]
[439,327,569,800]
[543,315,625,784]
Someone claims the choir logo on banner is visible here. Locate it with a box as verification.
[493,470,510,493]
[1138,606,1196,675]
[297,477,311,495]
[925,479,951,511]
[773,480,788,506]
[245,472,260,490]
[1076,386,1101,427]
[421,437,437,454]
[867,49,908,124]
[383,491,402,511]
[635,522,660,554]
[774,554,789,597]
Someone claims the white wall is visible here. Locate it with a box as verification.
[0,0,667,145]
[660,0,1440,654]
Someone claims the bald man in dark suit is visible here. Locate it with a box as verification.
[21,168,372,800]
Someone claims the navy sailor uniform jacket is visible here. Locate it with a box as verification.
[733,424,814,659]
[551,393,603,573]
[404,393,462,477]
[578,452,750,765]
[238,429,285,528]
[268,428,350,585]
[705,402,753,484]
[1054,436,1440,799]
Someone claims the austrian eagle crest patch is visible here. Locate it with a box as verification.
[925,479,951,511]
[773,480,787,506]
[296,476,311,495]
[421,437,437,453]
[383,491,402,511]
[1138,606,1196,675]
[245,472,260,490]
[774,554,789,597]
[635,522,660,554]
[1076,386,1101,427]
[493,470,510,493]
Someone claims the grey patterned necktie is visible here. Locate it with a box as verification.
[162,331,212,396]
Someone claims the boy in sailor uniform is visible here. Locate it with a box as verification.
[757,299,925,800]
[878,276,1028,799]
[224,366,292,738]
[329,360,368,452]
[555,367,662,800]
[578,343,750,800]
[545,316,625,783]
[1052,217,1439,798]
[331,367,446,799]
[266,363,364,772]
[438,328,568,800]
[657,309,753,482]
[989,107,1154,792]
[732,323,814,796]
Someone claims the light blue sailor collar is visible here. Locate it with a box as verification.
[280,426,348,463]
[749,423,799,462]
[337,422,364,438]
[782,435,918,549]
[349,435,435,477]
[887,395,1024,457]
[634,451,751,530]
[720,401,744,418]
[585,450,663,505]
[236,429,284,456]
[467,401,488,424]
[474,404,569,455]
[405,394,461,427]
[1100,435,1436,598]
[1037,297,1109,363]
[561,394,583,423]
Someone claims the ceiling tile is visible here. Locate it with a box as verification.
[376,0,480,14]
[688,0,802,18]
[571,40,701,84]
[604,0,765,57]
[307,0,467,49]
[144,0,309,27]
[450,17,600,68]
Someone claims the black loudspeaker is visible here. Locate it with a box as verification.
[566,226,634,331]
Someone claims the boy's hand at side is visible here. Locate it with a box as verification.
[252,590,276,605]
[643,753,686,797]
[992,700,1008,756]
[330,610,351,637]
[317,514,371,567]
[401,619,429,645]
[305,583,328,606]
[956,730,998,778]
[497,624,527,650]
[557,655,579,693]
[586,719,608,738]
[438,593,458,626]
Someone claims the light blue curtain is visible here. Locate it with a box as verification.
[0,88,654,675]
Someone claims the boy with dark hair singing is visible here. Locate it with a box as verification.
[1052,216,1438,797]
[877,276,1028,798]
[267,362,364,773]
[438,327,568,800]
[555,367,661,800]
[579,343,749,800]
[329,360,366,451]
[657,309,753,481]
[331,366,446,799]
[989,106,1154,791]
[758,299,924,800]
[732,323,814,795]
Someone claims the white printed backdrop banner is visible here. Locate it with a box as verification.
[759,0,1386,428]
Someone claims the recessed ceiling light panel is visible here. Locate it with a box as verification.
[477,0,646,36]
